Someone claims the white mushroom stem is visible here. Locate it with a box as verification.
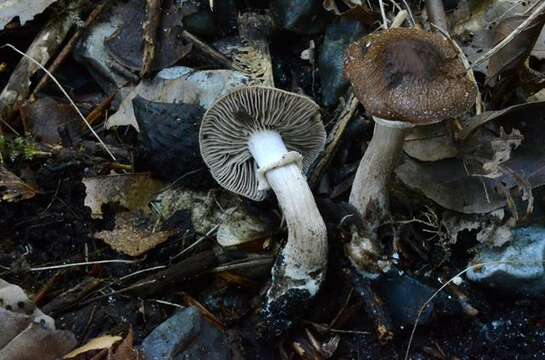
[248,130,327,300]
[347,119,409,271]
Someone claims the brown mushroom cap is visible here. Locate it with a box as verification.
[199,86,325,201]
[344,28,477,125]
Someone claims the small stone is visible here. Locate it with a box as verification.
[141,306,229,360]
[467,226,545,296]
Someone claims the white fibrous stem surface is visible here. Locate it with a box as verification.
[248,130,327,299]
[347,119,408,272]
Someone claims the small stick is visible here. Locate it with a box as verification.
[32,3,106,96]
[425,0,448,33]
[141,0,163,77]
[0,14,74,130]
[85,92,116,127]
[309,91,359,187]
[181,30,232,69]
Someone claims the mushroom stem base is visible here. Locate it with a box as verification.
[348,121,407,273]
[261,161,328,335]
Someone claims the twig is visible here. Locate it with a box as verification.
[2,44,117,160]
[472,0,545,68]
[391,10,408,28]
[119,265,167,280]
[29,259,139,271]
[141,0,163,77]
[378,0,389,29]
[32,3,107,96]
[181,30,232,68]
[171,224,219,260]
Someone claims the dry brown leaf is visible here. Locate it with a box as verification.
[63,335,122,359]
[0,164,37,202]
[83,173,162,219]
[95,211,175,256]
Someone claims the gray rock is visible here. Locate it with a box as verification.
[141,306,230,360]
[467,226,545,296]
[319,20,364,106]
[270,0,331,34]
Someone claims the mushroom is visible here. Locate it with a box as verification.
[199,86,327,333]
[344,28,477,272]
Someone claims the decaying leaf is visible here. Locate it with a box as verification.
[104,0,191,72]
[154,188,270,242]
[83,173,163,219]
[0,279,77,360]
[0,0,59,30]
[442,209,514,247]
[0,164,37,202]
[105,67,249,131]
[403,121,458,162]
[217,207,270,247]
[396,157,506,214]
[532,25,545,59]
[452,0,542,74]
[322,0,376,25]
[94,211,175,257]
[462,127,523,179]
[487,12,545,87]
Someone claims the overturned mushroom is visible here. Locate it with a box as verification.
[344,28,476,272]
[199,86,327,333]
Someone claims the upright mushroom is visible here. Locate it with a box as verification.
[344,28,477,272]
[199,86,327,333]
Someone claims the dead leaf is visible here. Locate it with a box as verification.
[0,164,37,202]
[82,173,163,219]
[105,67,249,131]
[442,210,514,247]
[403,121,458,161]
[487,12,545,87]
[104,0,191,72]
[462,127,523,179]
[95,211,175,256]
[395,157,506,214]
[20,97,81,145]
[531,25,545,59]
[0,0,59,30]
[63,335,122,359]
